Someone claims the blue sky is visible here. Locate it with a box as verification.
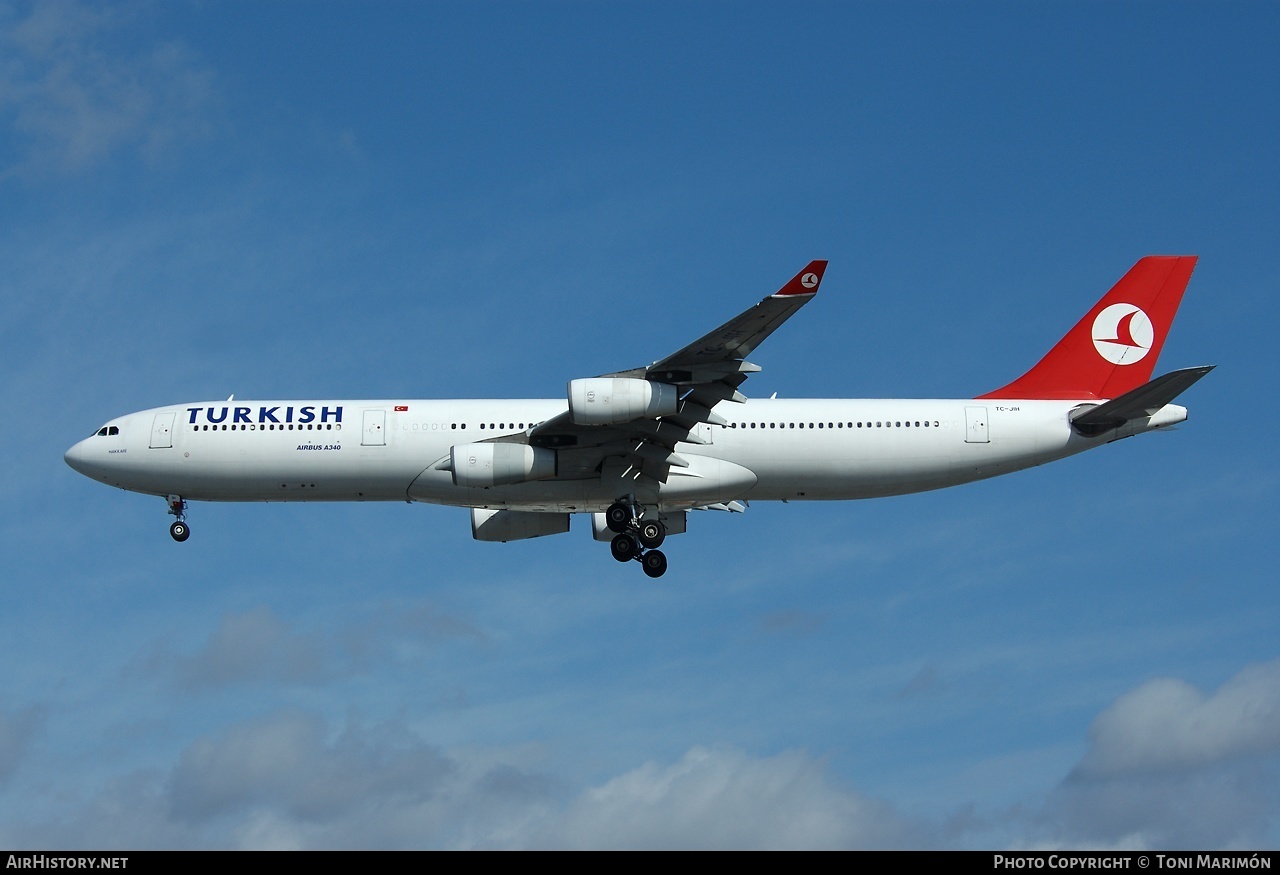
[2,0,1278,849]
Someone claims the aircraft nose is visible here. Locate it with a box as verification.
[64,439,91,475]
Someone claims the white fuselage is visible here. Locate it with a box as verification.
[63,396,1185,513]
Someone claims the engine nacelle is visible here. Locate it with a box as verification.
[451,442,556,488]
[567,378,679,426]
[471,508,570,542]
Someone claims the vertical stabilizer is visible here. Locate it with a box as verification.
[979,256,1197,400]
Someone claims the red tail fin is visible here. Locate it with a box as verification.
[978,256,1198,401]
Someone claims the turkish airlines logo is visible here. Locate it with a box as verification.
[1092,303,1154,365]
[800,272,819,289]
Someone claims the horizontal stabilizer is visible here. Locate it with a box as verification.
[1071,365,1214,436]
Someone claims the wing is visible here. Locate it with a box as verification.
[526,260,828,486]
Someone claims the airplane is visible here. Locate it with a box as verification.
[65,256,1212,578]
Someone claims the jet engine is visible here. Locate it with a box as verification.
[451,442,556,488]
[567,377,679,425]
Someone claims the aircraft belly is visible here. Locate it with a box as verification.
[743,454,959,500]
[72,400,1160,511]
[406,453,758,513]
[109,456,419,502]
[703,429,959,500]
[409,467,601,512]
[948,403,1077,486]
[701,400,1084,500]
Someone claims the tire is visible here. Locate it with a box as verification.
[605,502,632,533]
[638,519,666,549]
[610,532,639,562]
[641,550,667,578]
[170,521,190,542]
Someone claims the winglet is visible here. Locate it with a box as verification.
[773,260,828,297]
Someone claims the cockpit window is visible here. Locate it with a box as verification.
[93,426,120,437]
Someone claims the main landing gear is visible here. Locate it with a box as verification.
[606,500,668,578]
[167,495,190,542]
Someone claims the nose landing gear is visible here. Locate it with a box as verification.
[605,499,668,577]
[167,495,190,542]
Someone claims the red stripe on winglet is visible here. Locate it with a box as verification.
[774,260,828,297]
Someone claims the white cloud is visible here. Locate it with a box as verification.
[168,607,330,690]
[1077,659,1280,778]
[0,0,216,179]
[11,663,1279,849]
[4,710,919,849]
[137,602,489,692]
[1038,659,1280,848]
[9,710,553,849]
[166,711,457,826]
[0,705,45,786]
[542,746,921,849]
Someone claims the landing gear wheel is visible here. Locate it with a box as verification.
[641,550,668,578]
[637,519,666,549]
[610,533,640,563]
[605,502,632,533]
[169,521,190,542]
